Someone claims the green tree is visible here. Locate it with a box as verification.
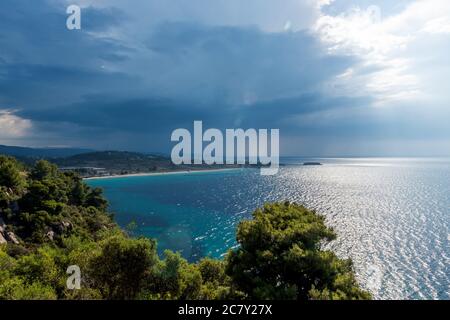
[196,258,238,300]
[146,250,202,300]
[85,187,108,211]
[30,160,58,181]
[70,178,87,206]
[198,258,226,284]
[225,202,371,300]
[0,155,27,200]
[0,277,57,300]
[20,179,67,213]
[14,246,62,290]
[88,235,157,299]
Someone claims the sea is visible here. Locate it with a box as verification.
[87,157,450,300]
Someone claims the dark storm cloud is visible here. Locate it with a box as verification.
[0,0,364,151]
[0,0,134,108]
[17,96,206,132]
[144,22,356,104]
[17,91,372,144]
[0,62,139,108]
[0,0,129,63]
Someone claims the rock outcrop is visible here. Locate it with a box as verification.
[46,230,55,241]
[0,232,6,244]
[53,220,73,234]
[6,231,19,244]
[0,216,20,245]
[0,217,8,244]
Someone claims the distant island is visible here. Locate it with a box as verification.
[0,144,93,158]
[303,162,323,166]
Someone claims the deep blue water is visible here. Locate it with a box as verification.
[87,158,450,300]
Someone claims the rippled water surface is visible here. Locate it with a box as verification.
[87,158,450,300]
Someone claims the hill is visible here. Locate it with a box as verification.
[0,145,92,159]
[0,146,241,178]
[53,151,176,176]
[52,151,239,177]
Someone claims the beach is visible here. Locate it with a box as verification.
[83,168,241,180]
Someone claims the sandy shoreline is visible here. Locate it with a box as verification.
[83,168,241,180]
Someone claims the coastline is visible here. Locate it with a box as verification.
[83,168,241,180]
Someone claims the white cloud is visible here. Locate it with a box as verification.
[421,17,450,34]
[314,0,450,105]
[314,0,335,8]
[0,110,32,139]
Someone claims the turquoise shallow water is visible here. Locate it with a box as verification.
[87,158,450,300]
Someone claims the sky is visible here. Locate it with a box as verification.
[0,0,449,156]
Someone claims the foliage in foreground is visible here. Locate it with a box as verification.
[0,155,371,300]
